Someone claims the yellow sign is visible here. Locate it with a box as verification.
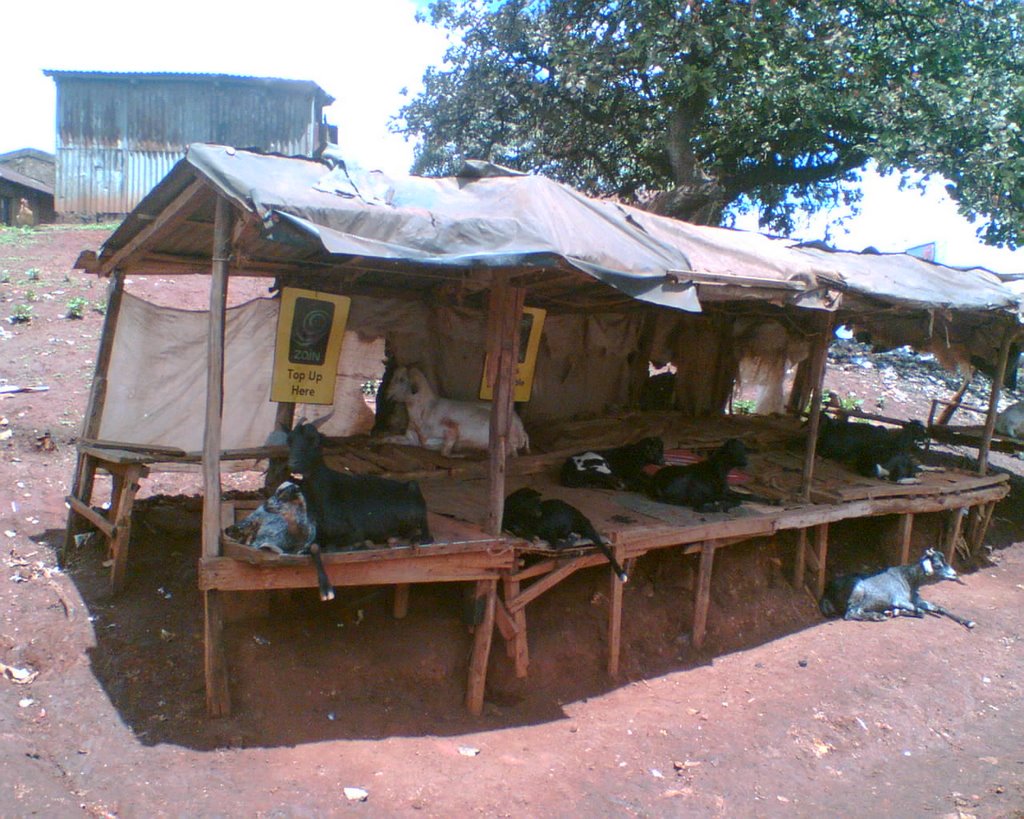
[271,288,351,405]
[479,306,546,402]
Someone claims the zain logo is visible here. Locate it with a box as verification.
[288,297,334,365]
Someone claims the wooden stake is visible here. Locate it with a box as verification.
[692,541,715,650]
[203,196,233,718]
[799,311,835,502]
[942,508,965,564]
[485,271,526,536]
[502,575,529,677]
[897,513,914,566]
[978,327,1016,475]
[466,579,497,715]
[813,523,830,598]
[607,545,626,676]
[792,528,808,588]
[393,583,410,619]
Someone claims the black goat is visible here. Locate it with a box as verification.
[224,481,335,602]
[819,548,974,629]
[287,422,433,551]
[818,416,928,483]
[503,487,628,582]
[560,436,665,490]
[647,438,765,512]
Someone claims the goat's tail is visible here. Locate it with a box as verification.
[578,517,628,583]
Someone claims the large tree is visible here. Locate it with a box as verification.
[395,0,1024,245]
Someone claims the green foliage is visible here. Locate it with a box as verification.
[66,296,89,319]
[0,271,10,284]
[24,289,38,303]
[9,303,33,323]
[398,0,1024,244]
[837,394,864,412]
[732,398,757,415]
[24,268,40,282]
[0,226,35,246]
[92,300,107,316]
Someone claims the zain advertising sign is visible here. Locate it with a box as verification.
[271,288,351,405]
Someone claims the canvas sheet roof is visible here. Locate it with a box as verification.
[175,144,1020,318]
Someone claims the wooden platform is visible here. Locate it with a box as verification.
[64,412,1012,717]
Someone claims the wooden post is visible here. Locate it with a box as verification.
[63,269,127,561]
[792,528,808,588]
[942,508,965,564]
[897,513,914,565]
[466,578,497,716]
[978,327,1016,475]
[607,545,626,676]
[484,271,526,536]
[692,541,715,651]
[799,312,835,502]
[813,523,830,598]
[502,575,529,678]
[203,197,233,717]
[393,583,411,619]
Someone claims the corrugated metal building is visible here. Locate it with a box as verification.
[44,71,335,219]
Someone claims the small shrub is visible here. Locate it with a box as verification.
[732,398,756,415]
[66,296,89,319]
[9,304,33,324]
[0,271,10,284]
[24,268,40,282]
[361,378,382,396]
[24,289,38,303]
[92,300,107,316]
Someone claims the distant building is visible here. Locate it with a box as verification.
[0,149,55,226]
[44,70,336,220]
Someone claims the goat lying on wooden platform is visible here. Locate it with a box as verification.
[819,548,975,629]
[560,436,665,491]
[385,365,530,456]
[646,438,772,512]
[287,421,433,551]
[503,487,628,582]
[817,415,929,483]
[224,481,335,602]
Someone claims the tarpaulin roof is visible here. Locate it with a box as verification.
[93,144,1021,321]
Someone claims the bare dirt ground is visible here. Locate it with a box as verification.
[1,225,1023,818]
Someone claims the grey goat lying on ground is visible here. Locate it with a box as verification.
[224,481,335,602]
[819,548,974,629]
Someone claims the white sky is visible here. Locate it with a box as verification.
[4,0,1022,275]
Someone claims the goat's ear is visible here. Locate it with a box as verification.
[922,557,934,575]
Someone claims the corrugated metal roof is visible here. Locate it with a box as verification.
[0,165,54,195]
[43,70,335,105]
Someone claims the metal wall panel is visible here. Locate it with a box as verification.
[52,74,327,217]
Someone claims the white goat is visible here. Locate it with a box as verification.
[995,401,1024,438]
[385,366,530,457]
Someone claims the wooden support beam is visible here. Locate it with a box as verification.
[393,584,411,619]
[607,545,626,677]
[502,575,529,678]
[943,508,966,564]
[800,311,835,502]
[692,541,715,651]
[978,327,1016,475]
[98,180,210,276]
[792,528,808,588]
[63,269,127,561]
[897,513,915,566]
[466,579,497,716]
[203,196,233,718]
[485,272,526,535]
[64,495,114,538]
[813,523,830,598]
